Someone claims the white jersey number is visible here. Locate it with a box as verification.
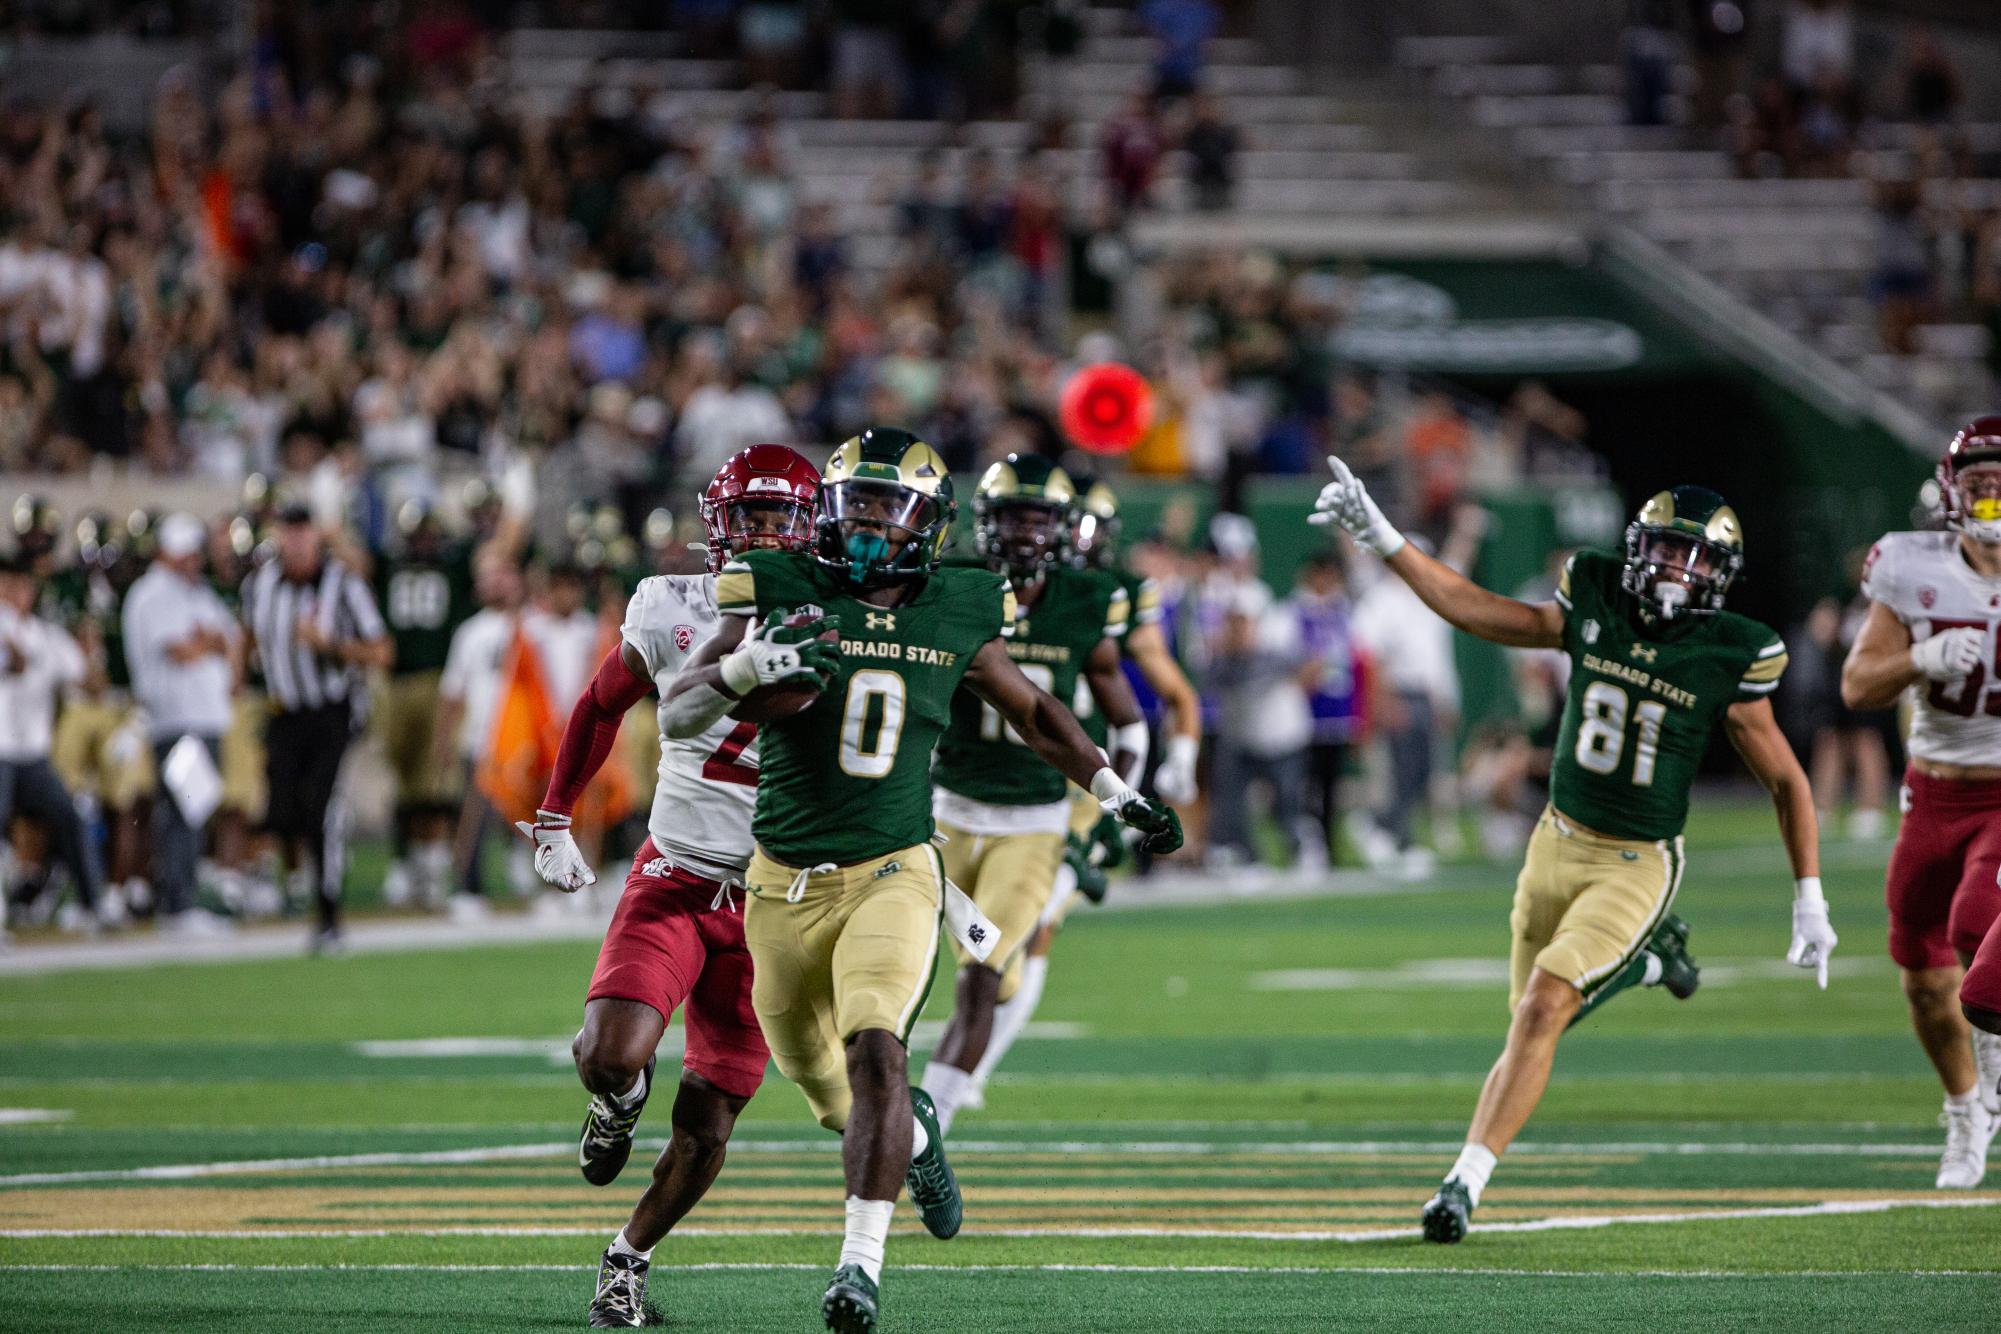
[1574,681,1669,786]
[979,663,1055,744]
[839,669,907,778]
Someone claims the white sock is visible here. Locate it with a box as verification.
[1972,1031,2001,1114]
[839,1196,894,1283]
[921,1061,975,1138]
[910,1112,929,1160]
[609,1228,652,1262]
[973,954,1050,1087]
[1446,1143,1499,1207]
[1946,1087,1981,1111]
[1639,953,1665,986]
[613,1066,648,1108]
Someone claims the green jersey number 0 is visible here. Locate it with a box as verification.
[838,669,908,778]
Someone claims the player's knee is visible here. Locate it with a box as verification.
[572,1029,648,1096]
[1512,984,1578,1038]
[1901,968,1961,1015]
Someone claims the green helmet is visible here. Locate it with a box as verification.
[1621,485,1744,619]
[814,427,956,586]
[1065,470,1120,569]
[974,453,1075,584]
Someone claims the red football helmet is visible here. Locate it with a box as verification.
[1940,415,2001,545]
[699,444,820,572]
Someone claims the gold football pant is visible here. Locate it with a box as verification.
[376,670,455,806]
[743,843,946,1131]
[51,696,153,808]
[220,693,269,819]
[937,822,1065,1003]
[1510,806,1685,1010]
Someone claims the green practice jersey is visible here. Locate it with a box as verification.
[376,545,475,675]
[1078,565,1160,746]
[1550,550,1787,840]
[935,563,1129,806]
[717,550,1014,865]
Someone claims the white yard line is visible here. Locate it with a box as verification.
[0,1134,1965,1188]
[5,1197,1998,1242]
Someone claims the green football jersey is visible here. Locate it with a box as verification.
[936,563,1129,806]
[716,550,1014,865]
[376,545,475,675]
[41,565,132,689]
[1550,550,1787,841]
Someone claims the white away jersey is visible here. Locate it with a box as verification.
[621,574,757,880]
[1861,530,2001,766]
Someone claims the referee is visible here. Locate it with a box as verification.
[241,505,392,953]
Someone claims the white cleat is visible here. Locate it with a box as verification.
[1935,1097,1998,1189]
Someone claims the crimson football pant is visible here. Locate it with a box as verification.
[1965,915,2001,1035]
[1884,770,2001,971]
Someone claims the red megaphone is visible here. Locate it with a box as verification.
[1060,362,1154,454]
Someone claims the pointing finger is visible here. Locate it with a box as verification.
[1817,954,1829,989]
[1325,454,1355,486]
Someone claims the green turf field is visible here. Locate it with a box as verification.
[2,801,1997,1331]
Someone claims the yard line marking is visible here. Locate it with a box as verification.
[0,1263,1995,1279]
[5,1197,1998,1241]
[0,1108,70,1125]
[0,1135,1962,1187]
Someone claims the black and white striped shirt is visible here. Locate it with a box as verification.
[241,558,387,714]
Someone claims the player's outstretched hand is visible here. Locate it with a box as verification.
[1787,891,1838,990]
[1308,454,1406,557]
[1109,795,1183,856]
[514,809,596,892]
[1910,626,1983,682]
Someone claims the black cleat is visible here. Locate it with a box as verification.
[579,1055,656,1186]
[1422,1178,1473,1244]
[821,1263,879,1333]
[1649,914,1700,1000]
[588,1247,658,1327]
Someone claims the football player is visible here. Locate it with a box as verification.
[917,455,1149,1136]
[515,445,829,1328]
[663,428,1182,1333]
[1311,458,1836,1243]
[958,472,1203,1109]
[374,501,477,908]
[1841,416,2001,1185]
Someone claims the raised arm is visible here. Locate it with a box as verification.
[1724,696,1836,988]
[964,638,1181,853]
[1310,454,1561,649]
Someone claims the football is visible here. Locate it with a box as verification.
[729,611,840,722]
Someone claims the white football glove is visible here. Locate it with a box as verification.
[1307,454,1406,557]
[1910,627,1984,682]
[719,607,839,696]
[1786,877,1837,990]
[1153,733,1199,806]
[513,808,596,892]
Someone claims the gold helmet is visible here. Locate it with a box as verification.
[974,453,1074,584]
[1621,486,1743,618]
[814,427,956,585]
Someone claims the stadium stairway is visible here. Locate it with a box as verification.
[1398,34,2000,434]
[499,8,1521,278]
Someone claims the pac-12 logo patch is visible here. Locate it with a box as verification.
[1918,586,1937,610]
[674,624,695,651]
